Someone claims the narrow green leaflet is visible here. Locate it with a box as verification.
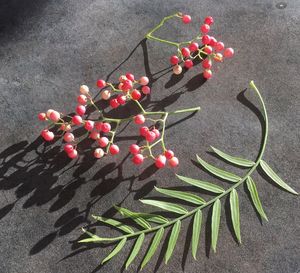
[141,227,164,269]
[155,186,206,205]
[192,210,202,260]
[230,189,241,243]
[140,200,188,214]
[196,155,241,183]
[260,160,298,195]
[176,174,225,193]
[79,228,109,243]
[211,146,255,167]
[92,215,134,234]
[125,233,145,269]
[134,213,169,224]
[165,220,181,264]
[211,199,221,252]
[101,238,127,264]
[246,177,268,221]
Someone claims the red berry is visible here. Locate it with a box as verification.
[64,144,74,153]
[84,120,94,131]
[164,150,174,159]
[125,73,135,82]
[200,24,210,34]
[134,114,145,125]
[110,98,120,108]
[49,110,60,122]
[152,128,160,139]
[77,94,87,105]
[140,126,149,137]
[202,58,212,69]
[215,42,224,51]
[76,105,86,116]
[155,155,166,168]
[204,16,214,25]
[203,46,213,54]
[95,122,103,131]
[122,79,133,91]
[224,48,234,58]
[97,79,106,88]
[109,144,119,155]
[117,95,126,105]
[90,130,100,140]
[139,76,149,86]
[72,115,82,125]
[129,144,140,154]
[169,156,179,167]
[170,55,179,65]
[119,75,127,83]
[64,132,74,142]
[132,154,144,165]
[203,69,212,79]
[41,130,54,141]
[201,35,211,45]
[184,59,193,69]
[141,86,151,95]
[98,137,109,147]
[101,122,111,133]
[38,112,46,121]
[145,131,156,142]
[182,14,191,24]
[189,42,199,52]
[67,149,78,159]
[131,89,141,100]
[209,36,217,46]
[181,47,190,58]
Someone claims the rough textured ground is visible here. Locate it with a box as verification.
[0,0,299,273]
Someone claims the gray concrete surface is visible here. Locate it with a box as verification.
[0,0,299,272]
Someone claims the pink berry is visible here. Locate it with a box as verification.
[76,105,86,116]
[164,150,174,159]
[203,69,212,79]
[67,149,78,159]
[140,126,149,137]
[122,79,133,91]
[118,82,124,90]
[184,59,193,69]
[90,130,100,140]
[200,24,210,34]
[129,144,140,154]
[72,115,82,125]
[202,59,212,69]
[131,89,141,100]
[109,144,119,155]
[77,94,87,105]
[110,98,120,109]
[97,79,106,88]
[49,110,60,122]
[169,156,179,167]
[101,90,111,100]
[182,14,191,24]
[214,53,223,62]
[64,132,74,142]
[101,122,111,133]
[224,48,234,58]
[202,35,211,45]
[41,130,54,141]
[98,137,109,148]
[60,124,71,131]
[203,46,213,54]
[141,86,151,95]
[155,155,166,168]
[189,42,199,52]
[209,37,217,47]
[84,120,94,131]
[125,73,135,82]
[134,114,145,125]
[139,76,149,86]
[204,16,214,25]
[117,95,126,105]
[119,75,127,83]
[152,128,160,139]
[38,112,46,121]
[181,47,190,58]
[64,144,74,153]
[173,65,182,75]
[46,109,54,119]
[80,85,89,95]
[132,154,144,165]
[94,148,104,159]
[215,42,224,51]
[170,55,179,65]
[145,131,156,142]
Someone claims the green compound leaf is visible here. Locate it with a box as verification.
[176,174,225,194]
[155,186,206,205]
[125,233,145,269]
[92,215,134,234]
[260,160,298,195]
[246,177,268,221]
[140,199,188,214]
[141,227,164,269]
[211,199,221,253]
[230,189,241,243]
[165,220,181,264]
[101,238,127,264]
[196,155,241,182]
[211,146,255,167]
[192,210,202,260]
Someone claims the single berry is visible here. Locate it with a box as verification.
[95,122,103,131]
[170,55,179,65]
[110,98,120,108]
[181,47,190,58]
[117,95,126,105]
[122,79,133,91]
[60,124,71,131]
[64,132,74,142]
[118,82,124,90]
[209,36,217,46]
[90,130,100,140]
[201,35,211,45]
[145,131,156,142]
[46,109,54,119]
[129,144,140,154]
[94,148,104,159]
[38,112,47,121]
[224,48,234,58]
[141,86,151,95]
[182,14,192,24]
[215,41,224,51]
[76,105,86,116]
[101,90,111,100]
[49,110,60,122]
[98,137,109,148]
[140,126,149,137]
[200,24,210,34]
[203,46,213,54]
[204,16,214,25]
[77,94,87,105]
[119,75,127,83]
[155,155,166,168]
[214,53,223,62]
[184,59,193,69]
[164,149,174,159]
[109,144,119,155]
[173,64,182,75]
[202,58,212,69]
[125,73,135,82]
[134,114,145,125]
[67,149,78,159]
[189,42,199,52]
[203,69,212,79]
[84,120,94,131]
[72,115,82,125]
[80,85,89,95]
[101,122,111,133]
[41,130,54,141]
[152,128,160,138]
[132,154,144,165]
[64,144,74,153]
[97,79,106,88]
[131,89,141,100]
[139,76,149,86]
[169,156,179,167]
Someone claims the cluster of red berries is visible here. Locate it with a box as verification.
[170,14,234,79]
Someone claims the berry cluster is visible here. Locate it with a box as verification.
[38,73,200,169]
